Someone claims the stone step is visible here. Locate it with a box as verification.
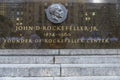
[1,56,120,64]
[0,49,118,56]
[0,76,120,80]
[0,64,60,77]
[0,56,53,64]
[61,64,120,76]
[55,76,120,80]
[55,56,120,64]
[0,64,120,77]
[60,49,118,55]
[0,50,58,56]
[0,77,53,80]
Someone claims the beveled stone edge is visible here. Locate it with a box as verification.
[0,49,119,56]
[0,49,59,56]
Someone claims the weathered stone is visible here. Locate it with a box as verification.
[61,64,120,76]
[55,76,120,80]
[0,64,60,77]
[60,49,92,55]
[60,49,117,55]
[0,56,53,64]
[55,56,120,64]
[0,49,58,56]
[93,67,120,76]
[0,68,29,77]
[118,49,120,54]
[91,49,117,55]
[0,77,120,80]
[30,65,60,77]
[0,77,53,80]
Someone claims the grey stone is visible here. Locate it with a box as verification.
[0,64,60,77]
[0,49,117,56]
[0,68,29,77]
[0,64,60,68]
[118,49,120,54]
[55,56,120,64]
[29,64,60,77]
[55,76,120,80]
[93,67,120,76]
[36,56,53,64]
[30,66,60,77]
[0,77,120,80]
[60,49,92,55]
[0,77,53,80]
[62,67,93,76]
[60,49,118,55]
[0,49,58,56]
[61,64,120,76]
[0,56,53,64]
[91,49,117,55]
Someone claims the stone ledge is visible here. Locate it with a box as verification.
[0,49,58,56]
[60,49,91,55]
[0,49,119,56]
[61,64,120,67]
[91,49,118,55]
[0,77,53,80]
[60,49,118,55]
[0,76,120,80]
[0,64,60,77]
[0,64,60,68]
[0,56,53,64]
[61,64,120,76]
[55,76,120,80]
[118,49,120,54]
[55,56,120,64]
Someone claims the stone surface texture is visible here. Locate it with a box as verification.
[0,49,119,80]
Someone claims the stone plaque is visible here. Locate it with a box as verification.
[0,0,119,49]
